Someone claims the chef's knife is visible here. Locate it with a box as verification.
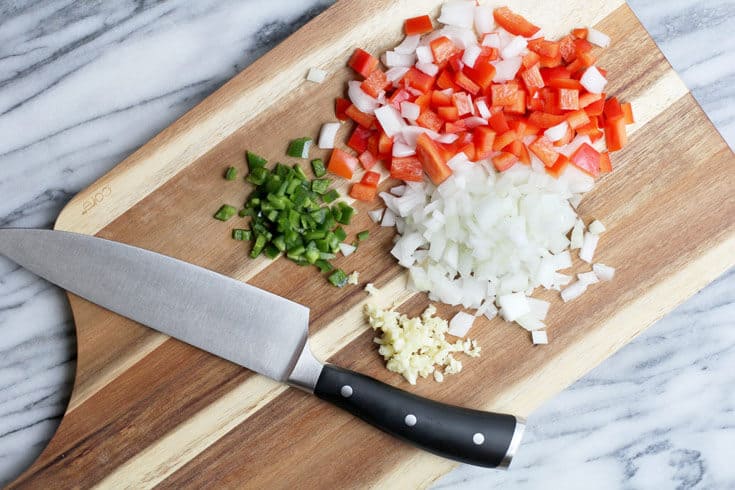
[0,228,524,468]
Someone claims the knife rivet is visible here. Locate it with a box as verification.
[473,433,485,445]
[404,414,417,427]
[340,385,353,398]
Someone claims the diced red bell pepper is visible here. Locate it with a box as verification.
[491,84,519,107]
[360,170,381,186]
[574,38,594,55]
[553,124,575,147]
[621,102,635,124]
[405,15,433,36]
[448,53,464,73]
[558,88,579,111]
[599,152,612,173]
[444,120,468,133]
[459,142,476,160]
[578,92,602,108]
[547,78,583,90]
[559,35,577,63]
[452,92,473,115]
[348,48,379,78]
[378,132,393,157]
[431,90,453,108]
[492,130,517,151]
[541,66,572,84]
[506,91,527,114]
[438,105,460,121]
[473,126,496,160]
[414,92,431,111]
[493,151,519,171]
[403,67,435,93]
[489,111,510,133]
[493,7,540,37]
[417,109,443,132]
[454,71,481,95]
[391,156,424,182]
[335,97,351,121]
[603,97,624,122]
[366,132,379,157]
[328,148,358,179]
[545,154,569,178]
[358,151,378,170]
[347,126,372,153]
[430,36,462,67]
[436,69,460,91]
[539,52,563,68]
[528,38,560,59]
[584,96,606,116]
[528,111,566,128]
[522,50,541,69]
[349,183,378,201]
[572,28,588,39]
[388,88,413,110]
[570,142,601,177]
[521,63,545,95]
[345,104,375,128]
[566,109,591,129]
[416,133,451,184]
[529,135,560,167]
[361,69,390,98]
[605,117,627,151]
[463,58,496,90]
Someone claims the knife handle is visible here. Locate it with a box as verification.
[313,364,524,468]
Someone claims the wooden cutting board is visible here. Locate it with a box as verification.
[10,0,735,488]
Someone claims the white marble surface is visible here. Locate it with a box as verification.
[0,0,732,487]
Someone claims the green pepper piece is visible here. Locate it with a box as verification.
[250,234,267,258]
[356,230,369,242]
[328,269,349,287]
[286,137,313,159]
[232,229,252,241]
[334,226,347,242]
[311,178,331,195]
[246,151,267,170]
[336,202,355,225]
[322,189,339,203]
[311,158,327,178]
[224,166,238,181]
[214,205,237,221]
[315,259,333,273]
[264,244,280,259]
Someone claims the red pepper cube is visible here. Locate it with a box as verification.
[405,15,433,36]
[488,111,510,133]
[491,84,519,107]
[360,170,381,186]
[492,130,517,152]
[528,135,560,167]
[474,126,496,160]
[358,151,378,170]
[604,97,625,122]
[349,183,378,201]
[348,48,379,78]
[335,97,351,121]
[492,151,519,171]
[430,36,462,67]
[416,109,443,133]
[328,148,358,180]
[361,69,390,98]
[452,92,473,116]
[521,63,545,95]
[558,88,579,111]
[388,88,413,110]
[436,69,460,91]
[378,132,393,157]
[345,104,375,128]
[402,67,435,93]
[528,38,561,59]
[570,142,601,177]
[454,71,481,95]
[463,57,497,90]
[416,134,452,184]
[347,126,372,154]
[438,105,460,122]
[493,7,540,37]
[390,156,424,182]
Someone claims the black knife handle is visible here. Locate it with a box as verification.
[314,364,524,468]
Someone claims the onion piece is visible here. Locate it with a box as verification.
[448,311,475,337]
[527,298,550,321]
[588,219,606,235]
[392,139,416,157]
[482,32,501,48]
[570,218,585,249]
[394,34,420,54]
[579,232,599,263]
[390,185,406,197]
[382,51,416,67]
[381,208,396,227]
[415,45,434,64]
[516,314,545,331]
[580,66,607,94]
[339,243,357,257]
[492,57,522,82]
[306,67,327,83]
[438,1,475,28]
[374,105,405,137]
[593,263,615,282]
[561,281,587,302]
[497,292,530,322]
[476,99,491,119]
[501,36,527,59]
[401,101,421,121]
[531,330,549,345]
[587,28,611,48]
[545,121,569,142]
[317,122,340,149]
[578,271,599,286]
[368,208,384,223]
[348,81,379,113]
[462,44,482,68]
[385,66,410,85]
[474,5,494,34]
[435,133,459,144]
[416,61,439,76]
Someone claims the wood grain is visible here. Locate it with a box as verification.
[9,0,735,488]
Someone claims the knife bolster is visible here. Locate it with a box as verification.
[287,343,324,393]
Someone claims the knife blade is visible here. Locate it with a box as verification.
[0,228,524,469]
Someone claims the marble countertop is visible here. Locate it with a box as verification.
[0,0,732,487]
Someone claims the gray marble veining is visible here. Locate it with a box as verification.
[0,0,733,487]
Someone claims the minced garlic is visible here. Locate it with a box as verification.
[364,304,480,385]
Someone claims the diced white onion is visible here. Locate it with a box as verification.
[435,133,459,144]
[593,263,615,282]
[579,232,599,263]
[348,80,379,113]
[368,208,384,223]
[381,208,396,227]
[462,44,482,68]
[545,121,569,142]
[401,101,421,121]
[588,220,606,235]
[482,32,501,48]
[476,99,491,119]
[438,1,475,28]
[527,298,550,321]
[570,218,585,249]
[474,5,494,34]
[448,311,476,337]
[385,66,410,85]
[531,330,549,345]
[415,45,434,64]
[580,66,607,94]
[317,122,340,149]
[561,281,587,302]
[497,293,530,322]
[501,36,528,59]
[587,28,611,48]
[339,243,357,257]
[492,57,522,82]
[382,51,416,67]
[401,126,439,147]
[463,117,488,129]
[392,139,416,157]
[306,67,327,83]
[374,105,405,137]
[416,61,439,76]
[578,271,599,286]
[394,34,421,54]
[516,314,545,331]
[391,185,406,197]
